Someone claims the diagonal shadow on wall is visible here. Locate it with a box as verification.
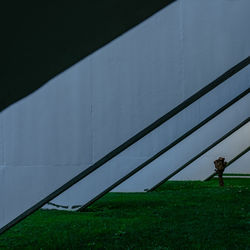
[0,0,175,112]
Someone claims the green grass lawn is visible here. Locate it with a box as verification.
[223,174,250,176]
[0,179,249,249]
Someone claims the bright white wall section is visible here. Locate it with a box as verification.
[224,151,250,174]
[112,96,250,192]
[45,77,249,208]
[1,0,250,228]
[170,122,250,181]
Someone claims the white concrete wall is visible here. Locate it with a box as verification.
[224,151,250,174]
[44,72,250,209]
[112,95,250,192]
[45,92,250,209]
[1,0,250,228]
[170,122,250,180]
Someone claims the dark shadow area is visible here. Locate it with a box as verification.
[0,0,175,111]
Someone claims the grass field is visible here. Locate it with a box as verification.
[223,174,250,176]
[0,179,249,249]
